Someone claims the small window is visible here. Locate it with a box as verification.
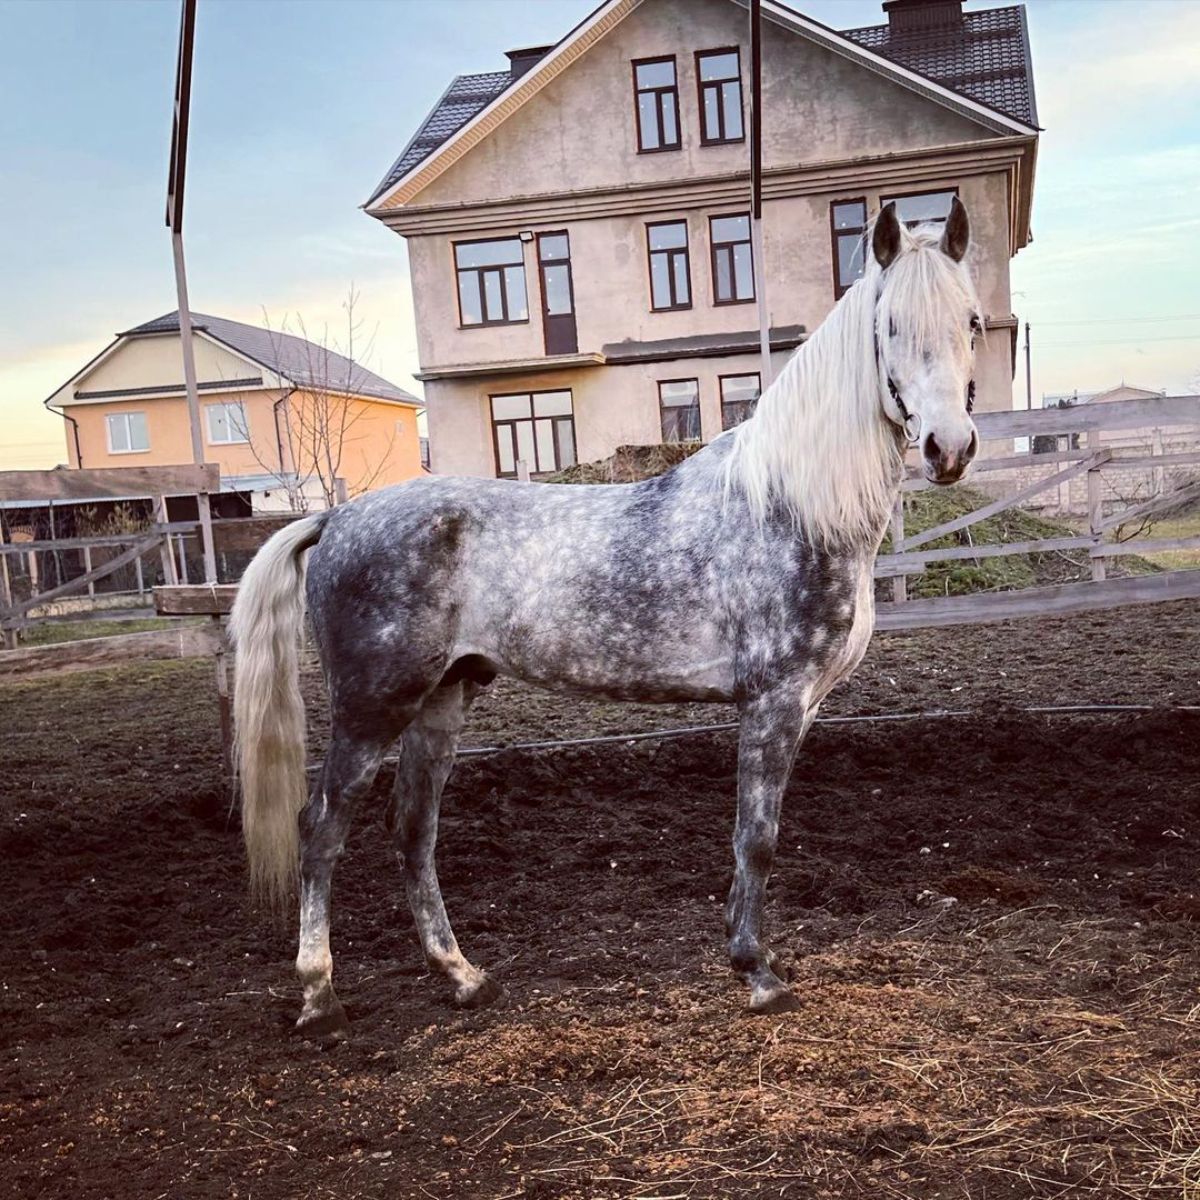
[455,238,529,326]
[633,56,680,153]
[720,373,760,430]
[206,400,249,445]
[106,411,149,454]
[658,379,701,443]
[646,220,691,311]
[882,189,958,229]
[537,233,574,316]
[710,214,754,304]
[491,390,576,478]
[830,198,868,299]
[696,49,743,144]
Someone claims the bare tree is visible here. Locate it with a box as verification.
[239,287,398,510]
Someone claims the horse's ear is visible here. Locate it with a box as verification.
[873,202,901,269]
[940,196,970,262]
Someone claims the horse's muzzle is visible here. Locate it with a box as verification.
[922,426,978,484]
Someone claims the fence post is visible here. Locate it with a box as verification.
[0,529,15,651]
[83,545,95,598]
[1087,429,1106,583]
[516,460,531,483]
[890,494,907,604]
[156,496,178,587]
[134,554,145,599]
[176,535,190,586]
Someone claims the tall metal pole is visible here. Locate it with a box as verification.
[168,0,217,586]
[749,0,773,388]
[1024,321,1032,412]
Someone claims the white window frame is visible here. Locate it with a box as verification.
[205,400,249,445]
[105,411,149,455]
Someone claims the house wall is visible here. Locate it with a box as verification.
[425,350,792,478]
[64,386,422,497]
[64,333,266,396]
[66,388,292,476]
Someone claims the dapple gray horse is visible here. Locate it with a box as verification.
[231,199,981,1036]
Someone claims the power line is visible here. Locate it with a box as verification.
[1035,314,1200,327]
[1037,333,1200,349]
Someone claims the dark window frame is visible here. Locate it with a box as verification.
[709,212,755,306]
[632,55,681,154]
[695,47,744,145]
[536,230,576,317]
[453,235,530,329]
[657,377,702,443]
[489,389,577,479]
[645,219,692,312]
[880,185,960,229]
[718,372,761,430]
[829,197,868,301]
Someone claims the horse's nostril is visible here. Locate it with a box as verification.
[965,429,979,462]
[924,431,941,463]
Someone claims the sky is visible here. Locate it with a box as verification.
[1,0,1198,470]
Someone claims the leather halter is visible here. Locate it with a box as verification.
[873,322,922,445]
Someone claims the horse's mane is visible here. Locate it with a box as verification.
[725,223,980,547]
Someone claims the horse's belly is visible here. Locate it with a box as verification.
[456,598,736,703]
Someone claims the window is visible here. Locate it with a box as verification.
[491,390,576,477]
[830,198,868,300]
[696,49,743,144]
[658,379,701,443]
[106,411,149,454]
[633,57,680,152]
[720,373,760,430]
[646,220,691,311]
[454,238,529,326]
[881,188,958,229]
[206,400,249,445]
[710,214,754,304]
[537,233,573,317]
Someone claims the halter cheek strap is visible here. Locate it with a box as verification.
[873,323,922,445]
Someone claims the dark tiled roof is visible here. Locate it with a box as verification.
[120,312,419,405]
[367,3,1036,207]
[366,70,513,205]
[842,5,1037,127]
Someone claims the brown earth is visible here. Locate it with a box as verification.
[1,601,1198,1199]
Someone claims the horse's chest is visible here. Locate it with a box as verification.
[808,568,875,703]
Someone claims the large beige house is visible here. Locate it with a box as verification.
[44,312,425,511]
[365,0,1039,479]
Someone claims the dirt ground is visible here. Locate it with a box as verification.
[2,601,1198,1199]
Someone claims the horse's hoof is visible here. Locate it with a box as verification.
[295,1001,349,1039]
[456,974,503,1010]
[749,987,801,1015]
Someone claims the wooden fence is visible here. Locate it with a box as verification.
[0,395,1196,774]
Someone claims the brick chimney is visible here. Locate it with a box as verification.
[505,45,553,81]
[882,0,964,34]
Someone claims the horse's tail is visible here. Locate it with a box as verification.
[229,512,328,910]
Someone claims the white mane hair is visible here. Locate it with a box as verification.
[725,222,981,547]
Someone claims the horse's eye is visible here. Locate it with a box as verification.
[888,318,897,338]
[970,315,983,334]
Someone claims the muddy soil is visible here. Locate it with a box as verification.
[1,601,1197,1198]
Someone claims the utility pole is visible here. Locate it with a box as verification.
[749,0,772,388]
[1024,321,1032,412]
[167,0,217,586]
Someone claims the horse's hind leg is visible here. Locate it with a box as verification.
[295,725,394,1037]
[388,681,501,1009]
[726,686,815,1014]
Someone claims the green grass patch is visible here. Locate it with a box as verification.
[18,616,202,647]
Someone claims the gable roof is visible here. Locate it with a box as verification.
[110,312,419,406]
[366,0,1038,211]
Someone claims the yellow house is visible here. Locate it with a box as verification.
[44,311,425,511]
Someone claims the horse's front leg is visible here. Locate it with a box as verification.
[726,686,814,1014]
